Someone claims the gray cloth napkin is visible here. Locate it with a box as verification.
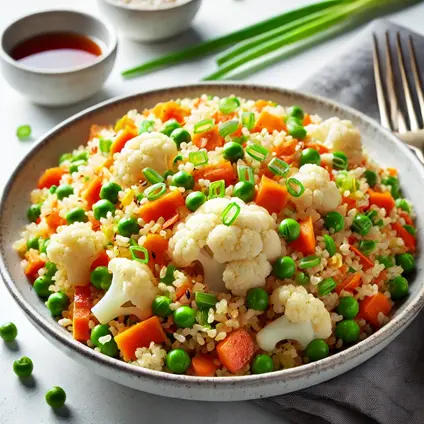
[255,20,424,424]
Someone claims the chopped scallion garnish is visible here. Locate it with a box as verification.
[318,277,336,296]
[16,125,32,140]
[323,234,336,257]
[99,138,112,154]
[246,144,268,162]
[130,246,149,264]
[208,180,225,200]
[241,112,255,130]
[173,155,183,165]
[268,157,290,177]
[219,97,240,114]
[144,183,166,201]
[218,120,239,138]
[189,151,208,167]
[237,166,254,183]
[139,120,155,134]
[299,255,321,269]
[194,119,214,134]
[195,292,218,310]
[221,201,241,226]
[143,167,164,184]
[286,177,305,197]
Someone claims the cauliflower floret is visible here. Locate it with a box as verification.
[290,164,341,214]
[91,258,158,324]
[307,117,363,165]
[168,197,283,294]
[257,285,332,350]
[113,132,178,187]
[46,222,106,286]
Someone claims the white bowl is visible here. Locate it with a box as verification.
[97,0,202,42]
[0,10,117,107]
[0,83,423,401]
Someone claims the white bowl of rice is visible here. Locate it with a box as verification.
[97,0,202,42]
[0,83,423,401]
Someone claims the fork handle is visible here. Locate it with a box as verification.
[396,130,424,149]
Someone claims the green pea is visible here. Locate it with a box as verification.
[59,153,72,164]
[358,240,376,255]
[395,198,411,212]
[13,356,33,378]
[139,119,155,134]
[364,170,377,187]
[171,128,191,148]
[377,255,394,269]
[166,349,191,374]
[69,159,86,174]
[56,184,74,200]
[304,339,329,362]
[295,272,310,285]
[49,185,58,194]
[45,386,66,409]
[0,322,18,341]
[287,105,304,120]
[46,292,69,316]
[101,338,119,357]
[185,191,206,212]
[65,207,87,224]
[100,182,122,204]
[91,324,111,347]
[171,171,195,190]
[272,256,296,279]
[93,199,115,220]
[71,151,89,162]
[351,214,372,236]
[222,141,244,162]
[324,211,344,233]
[389,276,409,299]
[278,218,300,242]
[251,354,274,374]
[382,176,400,199]
[161,119,181,137]
[117,217,140,237]
[287,118,307,139]
[173,306,196,328]
[335,320,360,344]
[395,253,415,274]
[233,181,255,203]
[90,266,112,291]
[45,262,57,278]
[39,238,50,254]
[33,276,53,298]
[27,204,42,222]
[26,237,40,251]
[152,296,172,317]
[404,225,416,236]
[246,288,269,311]
[160,265,177,285]
[336,296,359,319]
[300,148,320,166]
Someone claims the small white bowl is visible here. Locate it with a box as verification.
[97,0,202,42]
[0,10,117,107]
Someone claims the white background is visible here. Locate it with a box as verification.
[1,1,424,423]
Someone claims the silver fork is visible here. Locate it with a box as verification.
[372,31,424,163]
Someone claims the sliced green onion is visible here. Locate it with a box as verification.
[130,246,149,264]
[160,264,177,285]
[196,309,211,328]
[333,152,348,170]
[295,272,310,285]
[404,225,416,236]
[242,112,255,130]
[318,278,336,296]
[195,292,218,310]
[208,180,225,200]
[139,120,155,134]
[268,157,290,177]
[237,166,254,183]
[163,170,175,180]
[246,144,268,162]
[219,97,240,114]
[233,135,247,144]
[286,177,305,197]
[143,168,164,184]
[17,125,32,140]
[189,151,208,167]
[323,234,336,257]
[335,171,357,192]
[144,183,166,201]
[221,202,241,226]
[218,120,239,138]
[194,119,214,134]
[366,210,378,221]
[299,255,321,269]
[99,138,112,154]
[173,155,183,165]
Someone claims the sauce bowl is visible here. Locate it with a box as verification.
[0,10,117,107]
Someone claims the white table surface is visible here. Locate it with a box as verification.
[1,1,424,423]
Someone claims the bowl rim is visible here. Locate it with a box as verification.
[0,9,118,76]
[98,0,198,12]
[1,82,423,389]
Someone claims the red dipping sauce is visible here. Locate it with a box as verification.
[10,32,103,70]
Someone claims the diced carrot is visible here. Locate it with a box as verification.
[90,250,109,270]
[114,115,137,132]
[143,234,168,269]
[272,139,297,158]
[342,196,357,211]
[357,292,392,327]
[176,279,193,300]
[114,316,168,361]
[45,209,66,231]
[255,175,288,215]
[387,168,398,176]
[335,272,362,294]
[24,250,45,282]
[289,216,316,255]
[368,189,395,213]
[375,270,387,287]
[192,355,217,377]
[89,124,112,140]
[110,126,138,155]
[73,285,92,342]
[82,176,102,209]
[252,111,286,133]
[192,125,224,151]
[192,161,236,185]
[349,246,374,270]
[393,222,416,252]
[216,329,255,373]
[38,167,66,189]
[162,213,180,230]
[139,191,185,223]
[254,99,273,112]
[88,215,101,231]
[257,165,275,180]
[304,142,329,154]
[212,110,236,124]
[302,114,312,126]
[400,212,413,226]
[152,101,190,124]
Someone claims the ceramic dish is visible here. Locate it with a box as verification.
[0,83,422,401]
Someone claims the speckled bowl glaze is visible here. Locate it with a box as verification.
[0,83,423,401]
